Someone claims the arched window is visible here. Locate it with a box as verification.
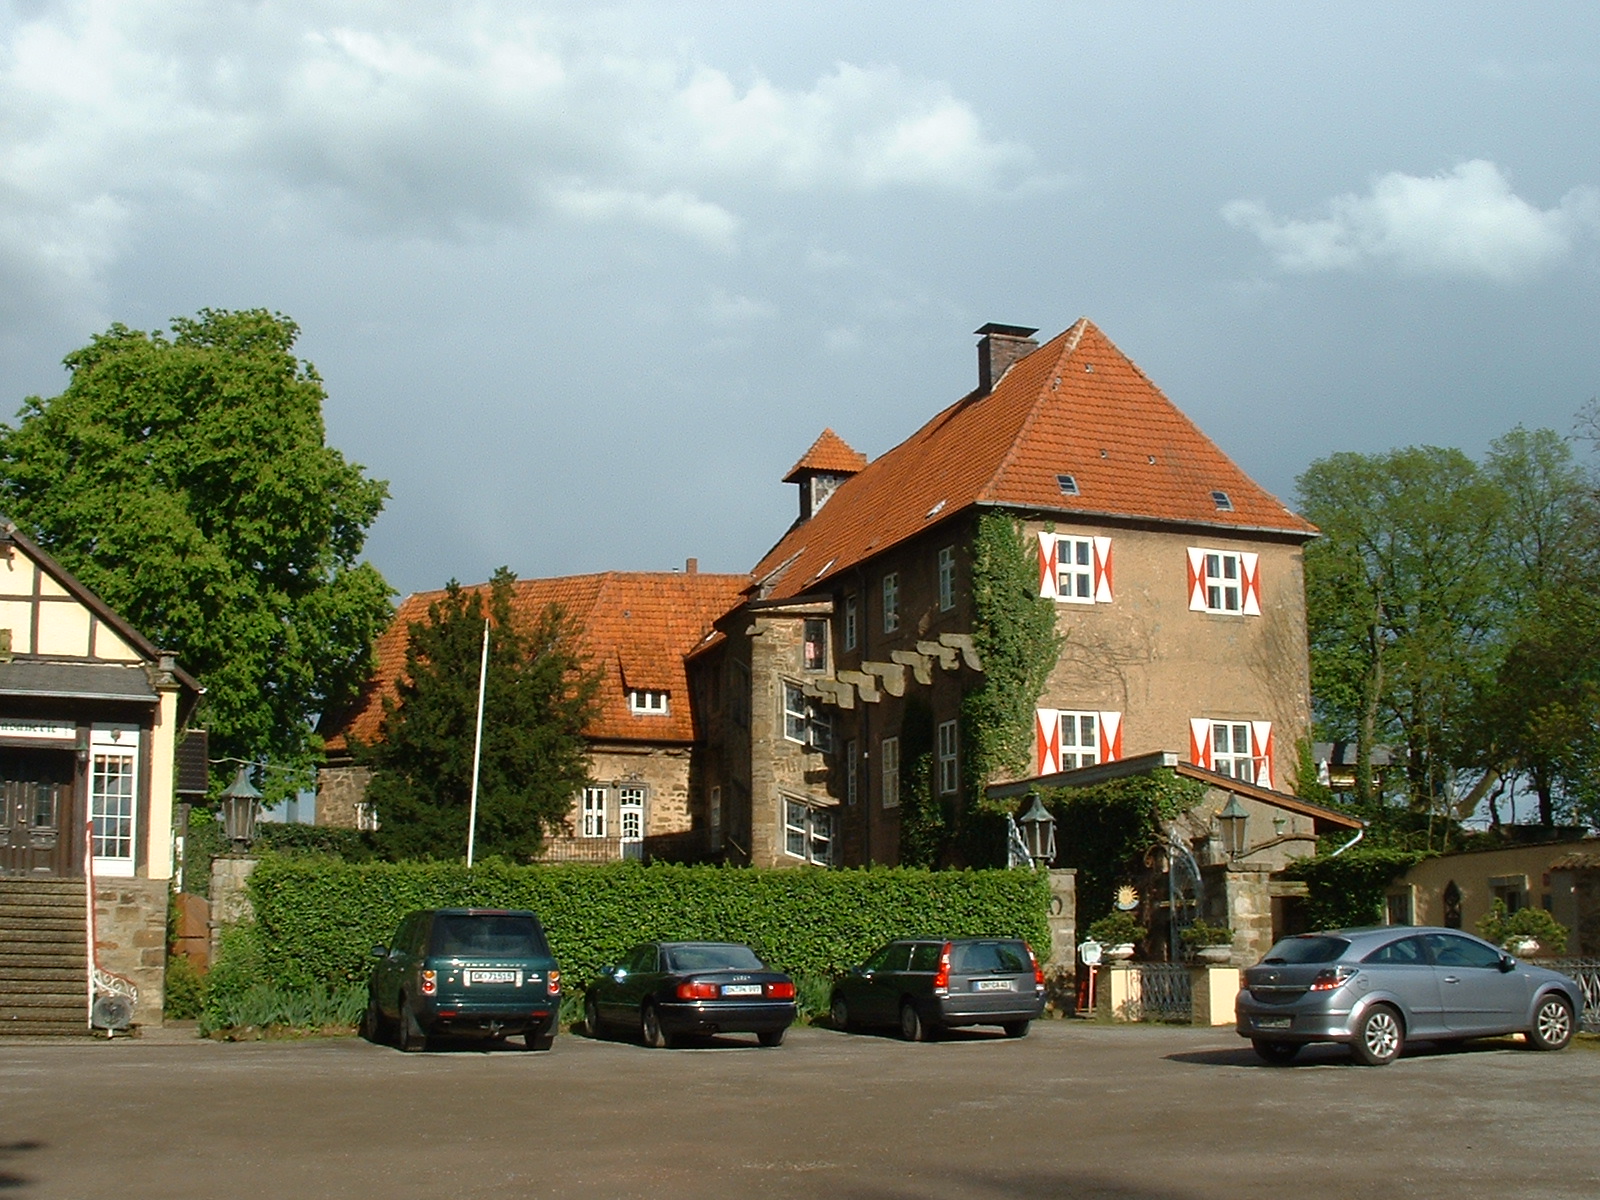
[1443,881,1462,929]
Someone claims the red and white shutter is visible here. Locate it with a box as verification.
[1098,711,1123,762]
[1241,552,1261,616]
[1186,548,1208,610]
[1035,708,1061,775]
[1093,537,1114,603]
[1251,721,1274,789]
[1037,533,1059,599]
[1189,718,1213,770]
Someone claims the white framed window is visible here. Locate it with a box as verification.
[803,618,828,671]
[882,573,900,632]
[783,798,834,865]
[355,801,380,832]
[628,689,669,715]
[1386,888,1415,927]
[1036,532,1113,604]
[89,726,139,875]
[881,736,900,809]
[619,786,645,845]
[581,786,608,837]
[937,720,958,794]
[783,681,833,750]
[845,739,859,806]
[1059,712,1100,770]
[937,547,956,612]
[809,705,834,754]
[1187,548,1260,615]
[843,595,858,651]
[1189,718,1273,788]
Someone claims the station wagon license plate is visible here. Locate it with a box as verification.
[973,979,1012,992]
[1254,1016,1292,1030]
[466,969,521,986]
[721,984,762,996]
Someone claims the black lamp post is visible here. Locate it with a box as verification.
[1217,795,1249,859]
[1016,791,1057,869]
[220,766,261,853]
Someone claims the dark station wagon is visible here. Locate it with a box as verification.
[829,937,1047,1041]
[363,908,561,1052]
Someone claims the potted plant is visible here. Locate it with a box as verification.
[1087,911,1146,960]
[1180,922,1234,964]
[1476,900,1569,956]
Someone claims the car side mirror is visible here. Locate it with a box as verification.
[370,944,387,959]
[1499,954,1516,973]
[612,968,627,981]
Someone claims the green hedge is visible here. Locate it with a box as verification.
[239,858,1052,991]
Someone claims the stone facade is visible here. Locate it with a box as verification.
[93,877,170,1028]
[315,763,373,829]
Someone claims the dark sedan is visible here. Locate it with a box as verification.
[1236,925,1582,1066]
[584,941,796,1048]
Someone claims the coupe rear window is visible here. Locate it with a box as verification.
[431,915,548,959]
[1260,935,1350,965]
[667,944,765,972]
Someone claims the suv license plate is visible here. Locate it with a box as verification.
[467,969,520,986]
[974,980,1012,992]
[721,984,762,996]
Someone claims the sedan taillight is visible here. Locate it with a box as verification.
[765,980,796,1000]
[676,981,719,1000]
[1309,967,1358,992]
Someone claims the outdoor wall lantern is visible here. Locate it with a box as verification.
[220,766,262,853]
[1017,791,1057,868]
[1217,796,1249,859]
[75,730,90,765]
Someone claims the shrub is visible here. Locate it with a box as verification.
[163,953,208,1020]
[1477,900,1569,954]
[1281,846,1429,930]
[1086,911,1146,946]
[1179,921,1233,949]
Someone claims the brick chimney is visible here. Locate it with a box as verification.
[976,323,1039,395]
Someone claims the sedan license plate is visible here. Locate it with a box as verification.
[973,979,1013,992]
[1254,1016,1292,1030]
[721,984,762,996]
[466,969,520,986]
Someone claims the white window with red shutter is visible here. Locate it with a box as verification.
[1037,533,1113,604]
[1189,718,1273,788]
[1186,548,1261,615]
[1034,708,1123,775]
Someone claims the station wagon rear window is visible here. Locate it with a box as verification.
[950,941,1029,973]
[431,915,548,959]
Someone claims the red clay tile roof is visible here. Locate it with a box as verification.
[752,319,1317,598]
[783,428,868,483]
[323,570,749,753]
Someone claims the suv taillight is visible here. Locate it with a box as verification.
[548,969,561,995]
[1027,944,1046,990]
[932,942,951,994]
[421,970,437,996]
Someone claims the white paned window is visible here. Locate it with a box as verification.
[938,547,956,611]
[1056,536,1095,603]
[629,689,669,715]
[804,618,828,671]
[1059,712,1100,770]
[881,737,900,809]
[1211,722,1255,781]
[1205,552,1241,613]
[882,573,900,632]
[783,799,834,865]
[937,720,958,794]
[89,727,139,875]
[843,595,858,651]
[581,786,607,837]
[783,682,808,743]
[1188,548,1260,615]
[619,787,645,843]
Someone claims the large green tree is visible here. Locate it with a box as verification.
[358,569,602,863]
[0,309,393,791]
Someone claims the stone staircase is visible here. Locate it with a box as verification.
[0,877,89,1036]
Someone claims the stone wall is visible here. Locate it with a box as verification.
[316,763,373,828]
[93,877,169,1028]
[210,856,258,962]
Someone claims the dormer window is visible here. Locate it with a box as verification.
[1057,474,1079,496]
[629,689,669,716]
[1211,490,1233,511]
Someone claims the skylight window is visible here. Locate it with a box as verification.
[1212,490,1234,511]
[925,499,946,519]
[629,689,669,716]
[1057,474,1079,496]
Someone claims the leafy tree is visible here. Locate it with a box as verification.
[358,568,602,862]
[0,309,393,793]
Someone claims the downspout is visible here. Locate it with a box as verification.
[1328,827,1365,858]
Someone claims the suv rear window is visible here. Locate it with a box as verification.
[431,914,548,959]
[1261,935,1350,964]
[951,941,1029,973]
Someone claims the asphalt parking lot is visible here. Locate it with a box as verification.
[3,1021,1597,1200]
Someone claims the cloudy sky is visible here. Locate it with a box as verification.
[2,1,1596,597]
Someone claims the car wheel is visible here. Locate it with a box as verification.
[360,992,388,1045]
[398,996,428,1054]
[899,1001,928,1043]
[1251,1039,1301,1065]
[1527,994,1575,1051]
[1001,1020,1031,1039]
[757,1028,786,1048]
[640,1003,670,1049]
[1351,1004,1402,1066]
[524,1028,556,1052]
[829,993,852,1032]
[584,994,605,1039]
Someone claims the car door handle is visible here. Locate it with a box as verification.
[1441,975,1461,985]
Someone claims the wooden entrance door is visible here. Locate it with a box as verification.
[0,748,79,876]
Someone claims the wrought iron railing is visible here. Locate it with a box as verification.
[1122,963,1193,1023]
[1548,957,1600,1033]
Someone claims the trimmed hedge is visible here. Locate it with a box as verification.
[240,858,1052,991]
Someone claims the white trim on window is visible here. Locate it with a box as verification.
[1037,533,1113,604]
[882,573,900,632]
[628,689,670,715]
[843,595,858,651]
[89,725,139,876]
[618,786,646,844]
[937,719,958,794]
[1186,548,1260,615]
[937,546,956,612]
[881,736,900,809]
[581,786,608,837]
[1189,718,1273,788]
[783,797,834,865]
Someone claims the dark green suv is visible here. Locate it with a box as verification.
[363,909,561,1052]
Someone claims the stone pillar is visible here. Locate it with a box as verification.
[1044,868,1077,970]
[1190,965,1241,1026]
[1220,862,1277,964]
[209,856,259,962]
[93,878,171,1028]
[1096,961,1141,1022]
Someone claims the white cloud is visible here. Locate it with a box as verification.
[546,183,739,250]
[1223,161,1600,282]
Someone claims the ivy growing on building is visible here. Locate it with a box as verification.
[897,696,946,868]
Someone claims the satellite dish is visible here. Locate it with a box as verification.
[92,994,134,1030]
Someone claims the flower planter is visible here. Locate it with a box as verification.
[1194,945,1232,965]
[1103,943,1135,961]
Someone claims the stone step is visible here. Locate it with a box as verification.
[1,984,87,1003]
[0,951,87,970]
[0,1014,90,1037]
[0,964,86,984]
[0,925,86,944]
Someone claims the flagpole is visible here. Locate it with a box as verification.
[466,617,490,867]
